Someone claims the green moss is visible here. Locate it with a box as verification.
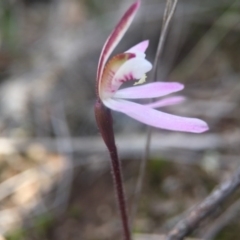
[147,158,173,188]
[69,206,82,219]
[33,214,54,235]
[132,225,141,234]
[5,229,26,240]
[216,222,240,240]
[0,2,18,52]
[83,0,102,16]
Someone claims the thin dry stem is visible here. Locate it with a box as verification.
[131,0,179,229]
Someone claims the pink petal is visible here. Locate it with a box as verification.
[126,40,149,57]
[145,96,186,108]
[103,98,209,133]
[114,82,184,99]
[97,0,140,83]
[126,40,149,53]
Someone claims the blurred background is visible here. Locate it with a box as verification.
[0,0,240,239]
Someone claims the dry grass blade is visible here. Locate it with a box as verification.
[131,0,179,230]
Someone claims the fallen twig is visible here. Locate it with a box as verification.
[166,165,240,240]
[0,130,239,155]
[203,199,240,240]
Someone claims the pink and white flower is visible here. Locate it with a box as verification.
[96,0,208,133]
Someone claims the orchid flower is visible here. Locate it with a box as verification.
[95,2,208,239]
[96,0,209,133]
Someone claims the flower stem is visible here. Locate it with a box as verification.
[109,146,131,240]
[95,99,131,240]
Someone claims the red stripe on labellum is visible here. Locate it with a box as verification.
[99,52,135,98]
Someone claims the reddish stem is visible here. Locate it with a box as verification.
[95,99,131,240]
